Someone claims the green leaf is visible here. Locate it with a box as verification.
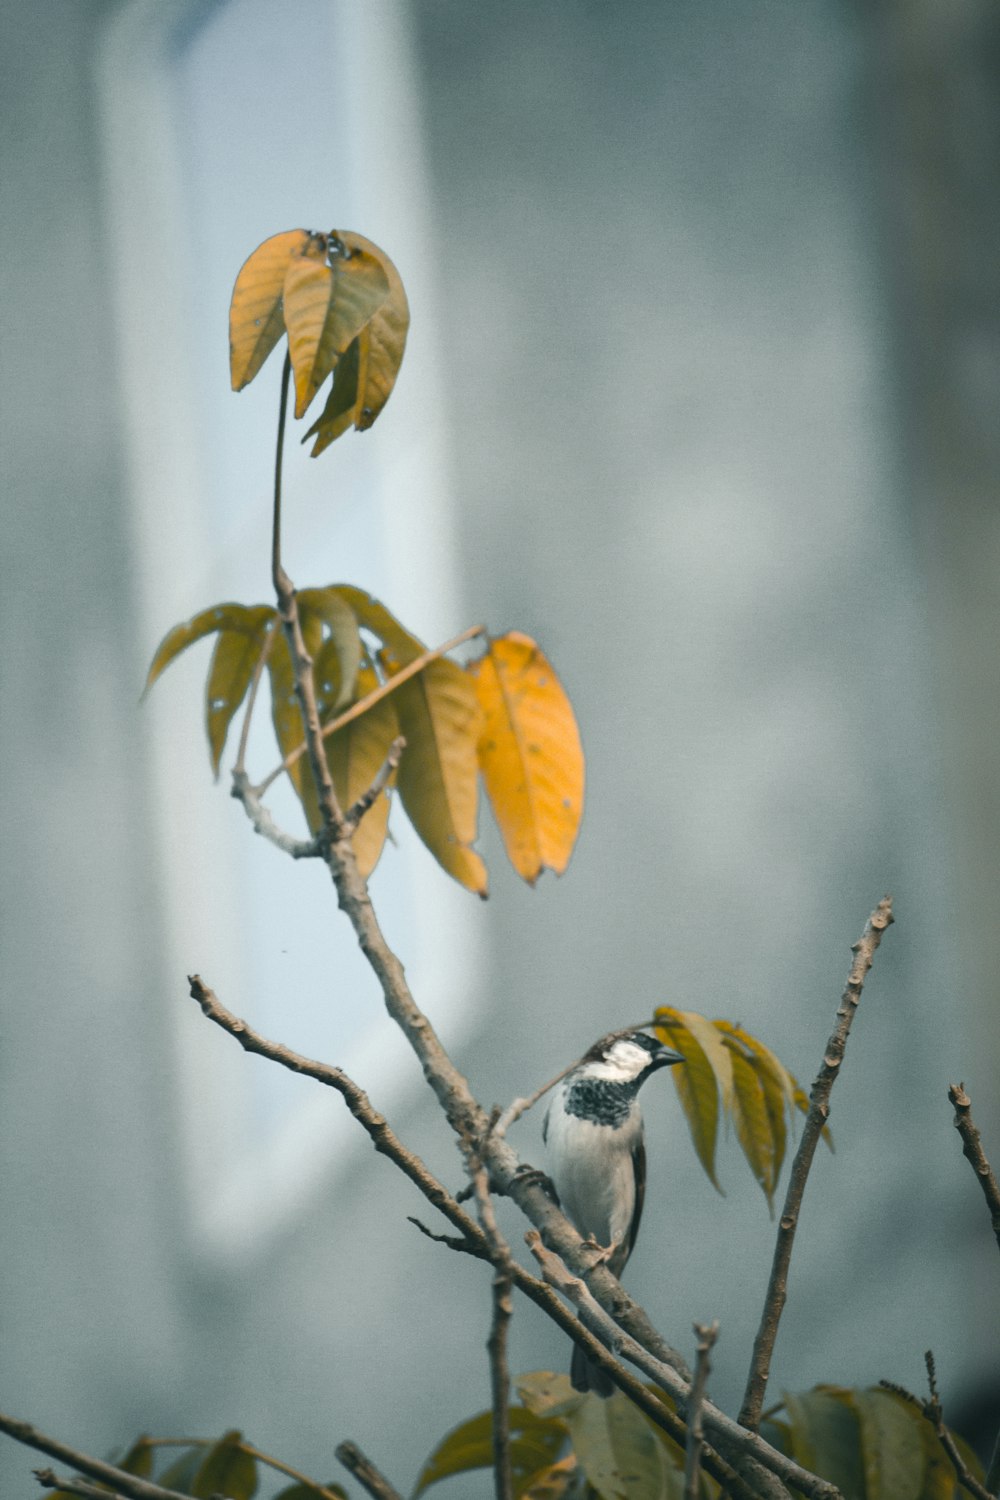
[852,1388,926,1500]
[654,1010,723,1192]
[563,1390,678,1500]
[393,656,487,895]
[158,1444,205,1492]
[206,611,275,775]
[783,1388,866,1498]
[190,1430,258,1500]
[144,602,264,696]
[413,1407,567,1497]
[273,1484,347,1500]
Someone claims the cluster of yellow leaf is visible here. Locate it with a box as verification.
[414,1374,986,1499]
[144,585,585,895]
[653,1007,826,1210]
[230,228,409,453]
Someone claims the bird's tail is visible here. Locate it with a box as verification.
[571,1341,614,1398]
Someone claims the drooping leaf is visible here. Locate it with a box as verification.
[413,1407,567,1497]
[267,628,317,825]
[304,232,409,453]
[783,1388,866,1497]
[298,587,364,712]
[190,1430,257,1500]
[852,1388,926,1500]
[144,602,265,697]
[562,1389,680,1500]
[205,609,275,775]
[726,1041,778,1210]
[393,656,487,895]
[230,229,309,391]
[653,1011,723,1193]
[716,1023,797,1189]
[331,584,425,664]
[111,1438,154,1478]
[283,232,390,419]
[322,665,400,877]
[470,631,585,884]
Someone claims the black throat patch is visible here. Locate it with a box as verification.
[563,1077,637,1130]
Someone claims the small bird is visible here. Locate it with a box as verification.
[543,1029,684,1396]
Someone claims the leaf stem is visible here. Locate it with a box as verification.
[272,352,293,597]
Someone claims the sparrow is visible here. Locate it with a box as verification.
[542,1029,684,1396]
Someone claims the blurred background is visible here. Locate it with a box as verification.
[2,0,999,1491]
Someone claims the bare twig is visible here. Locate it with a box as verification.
[344,736,406,831]
[879,1356,994,1500]
[0,1414,189,1500]
[230,769,324,859]
[35,1470,128,1500]
[233,621,276,775]
[271,352,293,599]
[493,1059,578,1138]
[471,1162,515,1500]
[254,625,485,798]
[738,896,894,1432]
[684,1321,719,1500]
[526,1235,838,1500]
[334,1441,402,1500]
[948,1083,1000,1258]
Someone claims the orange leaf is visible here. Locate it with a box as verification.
[470,632,584,883]
[229,229,308,391]
[283,232,390,419]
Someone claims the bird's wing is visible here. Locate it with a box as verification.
[627,1131,647,1260]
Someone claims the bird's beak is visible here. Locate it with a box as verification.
[649,1047,685,1072]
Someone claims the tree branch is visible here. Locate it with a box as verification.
[344,736,406,831]
[684,1322,719,1500]
[188,976,802,1500]
[471,1162,515,1500]
[948,1082,1000,1258]
[230,769,325,859]
[738,896,894,1432]
[334,1441,402,1500]
[0,1415,189,1500]
[526,1234,840,1500]
[35,1470,128,1500]
[880,1355,995,1500]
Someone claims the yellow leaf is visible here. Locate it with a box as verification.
[653,1009,723,1193]
[330,584,425,664]
[324,666,399,878]
[673,1010,734,1110]
[229,229,308,391]
[727,1043,777,1208]
[470,632,584,884]
[303,330,367,456]
[298,586,363,711]
[521,1455,577,1499]
[393,657,487,895]
[283,232,390,419]
[205,610,274,775]
[716,1023,791,1191]
[144,602,273,696]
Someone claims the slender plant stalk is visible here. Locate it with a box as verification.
[272,353,293,598]
[738,896,894,1432]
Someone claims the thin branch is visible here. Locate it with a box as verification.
[472,1162,515,1500]
[493,1059,578,1138]
[948,1082,1000,1258]
[344,736,406,831]
[879,1356,995,1500]
[272,352,293,598]
[0,1414,189,1500]
[231,769,325,859]
[527,1233,839,1500]
[334,1441,402,1500]
[35,1470,128,1500]
[738,896,894,1432]
[188,977,790,1500]
[684,1322,719,1500]
[233,621,276,775]
[253,625,485,798]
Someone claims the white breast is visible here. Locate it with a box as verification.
[544,1091,642,1252]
